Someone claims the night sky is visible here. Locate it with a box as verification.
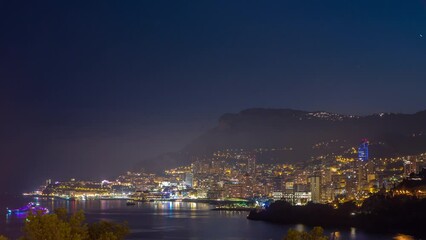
[1,1,426,192]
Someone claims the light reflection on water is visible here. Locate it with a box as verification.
[351,227,356,239]
[394,234,415,240]
[0,196,414,240]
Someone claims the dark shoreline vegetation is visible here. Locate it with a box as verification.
[0,208,129,240]
[247,194,426,238]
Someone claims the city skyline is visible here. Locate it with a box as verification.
[23,139,426,203]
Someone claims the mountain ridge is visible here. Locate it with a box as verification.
[135,108,426,172]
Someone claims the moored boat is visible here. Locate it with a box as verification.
[7,202,49,215]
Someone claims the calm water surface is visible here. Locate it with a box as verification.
[0,195,400,239]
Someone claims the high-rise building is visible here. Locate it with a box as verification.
[357,139,370,191]
[358,139,369,161]
[247,155,256,176]
[184,173,194,187]
[224,183,243,198]
[308,175,321,203]
[403,157,417,177]
[271,176,285,192]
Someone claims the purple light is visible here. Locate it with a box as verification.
[7,202,49,215]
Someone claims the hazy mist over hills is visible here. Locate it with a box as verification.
[137,108,426,172]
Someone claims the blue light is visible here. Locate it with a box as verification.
[358,139,369,161]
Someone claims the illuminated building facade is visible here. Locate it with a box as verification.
[247,155,256,176]
[356,139,370,192]
[184,173,194,187]
[308,175,321,203]
[358,139,369,161]
[403,157,417,177]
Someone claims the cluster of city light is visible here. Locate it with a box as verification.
[25,142,426,205]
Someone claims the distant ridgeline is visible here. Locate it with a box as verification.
[135,108,426,171]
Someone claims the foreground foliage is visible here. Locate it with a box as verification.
[283,227,328,240]
[248,194,426,237]
[19,208,129,240]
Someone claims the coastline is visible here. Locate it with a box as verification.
[247,198,426,238]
